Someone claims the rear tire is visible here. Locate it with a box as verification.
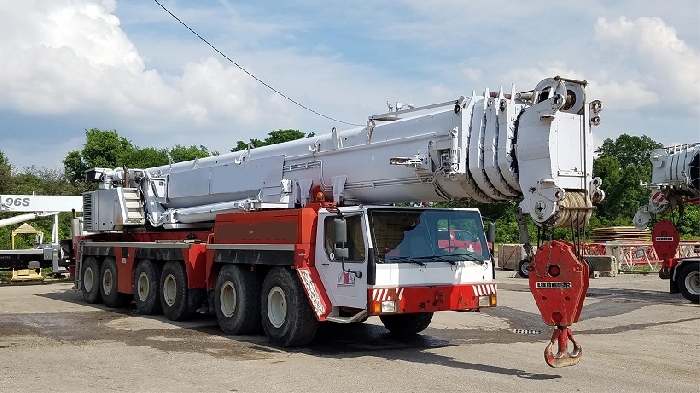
[134,259,163,315]
[517,259,530,278]
[81,256,102,304]
[261,267,318,347]
[100,257,131,308]
[160,261,191,321]
[380,312,433,336]
[215,264,262,335]
[677,263,700,304]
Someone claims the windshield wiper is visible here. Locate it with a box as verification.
[385,256,427,266]
[412,254,457,265]
[447,253,487,264]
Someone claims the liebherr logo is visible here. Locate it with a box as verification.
[655,237,674,242]
[536,282,572,289]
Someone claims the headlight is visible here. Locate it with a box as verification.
[381,300,397,313]
[479,295,497,307]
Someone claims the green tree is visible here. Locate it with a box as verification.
[231,129,315,152]
[0,151,10,193]
[121,147,170,169]
[595,134,663,168]
[593,134,663,224]
[169,144,216,163]
[63,150,89,184]
[81,128,134,168]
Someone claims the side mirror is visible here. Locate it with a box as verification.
[486,221,496,244]
[334,217,347,243]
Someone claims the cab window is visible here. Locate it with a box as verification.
[324,215,366,262]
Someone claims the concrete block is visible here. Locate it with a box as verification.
[584,255,618,277]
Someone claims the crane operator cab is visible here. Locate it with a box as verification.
[315,206,496,318]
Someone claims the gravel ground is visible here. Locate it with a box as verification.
[0,270,697,393]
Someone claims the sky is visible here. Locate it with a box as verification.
[0,0,698,171]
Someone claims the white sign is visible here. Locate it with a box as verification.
[0,195,83,213]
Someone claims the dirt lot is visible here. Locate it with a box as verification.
[0,270,697,393]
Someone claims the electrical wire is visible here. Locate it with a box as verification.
[153,0,362,127]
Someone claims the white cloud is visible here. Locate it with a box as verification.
[594,17,700,113]
[0,1,698,172]
[587,80,659,111]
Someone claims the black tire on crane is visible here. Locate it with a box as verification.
[133,259,163,315]
[99,256,131,308]
[160,261,192,321]
[676,262,700,304]
[379,312,433,336]
[215,264,262,335]
[80,256,102,304]
[260,267,319,347]
[517,259,530,278]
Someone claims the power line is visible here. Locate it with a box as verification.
[153,0,362,127]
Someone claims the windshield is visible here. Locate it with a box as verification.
[368,208,490,264]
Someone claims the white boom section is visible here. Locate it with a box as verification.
[634,143,700,229]
[85,76,603,230]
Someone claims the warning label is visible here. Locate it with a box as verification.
[536,282,572,289]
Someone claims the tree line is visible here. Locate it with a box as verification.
[0,129,697,250]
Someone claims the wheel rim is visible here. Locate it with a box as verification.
[520,262,529,276]
[163,274,177,307]
[102,268,113,296]
[220,281,237,317]
[267,286,287,328]
[84,266,94,292]
[685,270,700,295]
[137,272,150,302]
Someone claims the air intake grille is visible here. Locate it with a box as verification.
[82,193,93,232]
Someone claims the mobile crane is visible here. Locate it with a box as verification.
[634,143,700,303]
[73,76,604,367]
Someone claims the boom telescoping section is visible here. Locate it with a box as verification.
[83,76,603,231]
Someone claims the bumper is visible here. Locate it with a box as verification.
[368,283,497,315]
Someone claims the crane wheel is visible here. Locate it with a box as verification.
[160,261,192,321]
[518,259,530,278]
[215,264,262,335]
[677,263,700,304]
[379,312,433,335]
[134,259,163,315]
[81,256,102,304]
[261,267,318,347]
[100,257,131,308]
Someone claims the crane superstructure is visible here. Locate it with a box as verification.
[74,76,603,367]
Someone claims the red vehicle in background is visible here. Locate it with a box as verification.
[437,229,487,254]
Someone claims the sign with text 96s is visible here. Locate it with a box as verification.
[0,195,83,213]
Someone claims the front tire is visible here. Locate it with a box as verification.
[81,256,102,304]
[380,312,433,336]
[677,263,700,304]
[134,259,163,315]
[261,267,318,347]
[215,264,262,335]
[160,261,191,321]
